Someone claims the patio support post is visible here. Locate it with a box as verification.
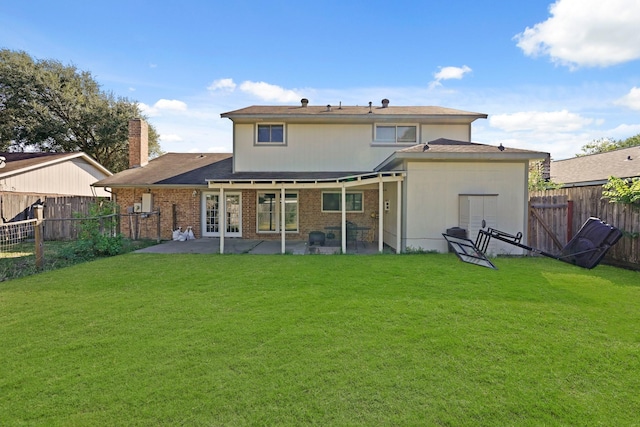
[396,179,402,253]
[341,184,347,254]
[378,178,384,253]
[281,186,286,254]
[219,187,225,254]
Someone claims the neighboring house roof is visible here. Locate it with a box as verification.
[221,104,487,123]
[376,138,549,171]
[0,152,111,179]
[550,146,640,187]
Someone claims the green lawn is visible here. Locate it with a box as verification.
[1,254,639,426]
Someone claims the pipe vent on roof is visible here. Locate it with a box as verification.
[301,98,309,107]
[381,98,390,108]
[326,104,332,112]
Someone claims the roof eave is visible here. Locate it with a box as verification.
[0,152,112,179]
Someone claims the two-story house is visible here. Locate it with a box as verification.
[94,99,548,254]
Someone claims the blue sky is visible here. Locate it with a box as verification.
[1,0,639,160]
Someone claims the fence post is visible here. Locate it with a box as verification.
[34,205,44,270]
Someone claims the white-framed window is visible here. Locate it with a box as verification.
[256,124,285,144]
[321,192,363,212]
[374,124,417,144]
[257,192,298,232]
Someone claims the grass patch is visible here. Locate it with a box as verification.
[1,254,639,425]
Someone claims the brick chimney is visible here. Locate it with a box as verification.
[128,118,148,168]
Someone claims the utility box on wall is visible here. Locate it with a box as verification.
[141,193,153,213]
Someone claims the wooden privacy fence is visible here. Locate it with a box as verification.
[528,194,570,253]
[530,188,640,269]
[1,193,101,240]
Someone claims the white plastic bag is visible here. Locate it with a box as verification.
[172,227,182,241]
[186,226,195,240]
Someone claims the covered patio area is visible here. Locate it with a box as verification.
[205,171,405,254]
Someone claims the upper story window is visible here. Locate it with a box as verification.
[257,124,285,144]
[374,124,417,144]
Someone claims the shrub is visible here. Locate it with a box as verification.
[62,199,124,260]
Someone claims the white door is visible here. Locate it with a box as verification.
[202,192,242,237]
[459,195,497,253]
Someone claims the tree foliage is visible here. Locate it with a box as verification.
[602,176,640,206]
[578,135,640,156]
[528,160,561,191]
[0,49,162,172]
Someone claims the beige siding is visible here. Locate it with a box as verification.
[420,124,470,143]
[403,161,528,254]
[0,159,110,197]
[234,123,471,172]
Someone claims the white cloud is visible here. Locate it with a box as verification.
[155,99,187,111]
[490,110,593,132]
[238,81,301,102]
[515,0,640,68]
[208,78,237,91]
[139,99,188,117]
[429,65,472,89]
[607,123,640,139]
[615,87,640,110]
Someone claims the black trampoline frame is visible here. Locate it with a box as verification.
[443,217,623,270]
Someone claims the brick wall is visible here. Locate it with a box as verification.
[113,187,380,242]
[113,187,201,240]
[242,188,379,242]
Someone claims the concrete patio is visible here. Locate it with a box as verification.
[134,238,390,255]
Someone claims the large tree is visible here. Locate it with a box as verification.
[0,49,162,172]
[577,134,640,157]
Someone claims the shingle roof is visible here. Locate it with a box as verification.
[221,104,487,120]
[398,138,543,154]
[93,153,232,187]
[376,138,548,171]
[550,146,640,185]
[94,152,371,186]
